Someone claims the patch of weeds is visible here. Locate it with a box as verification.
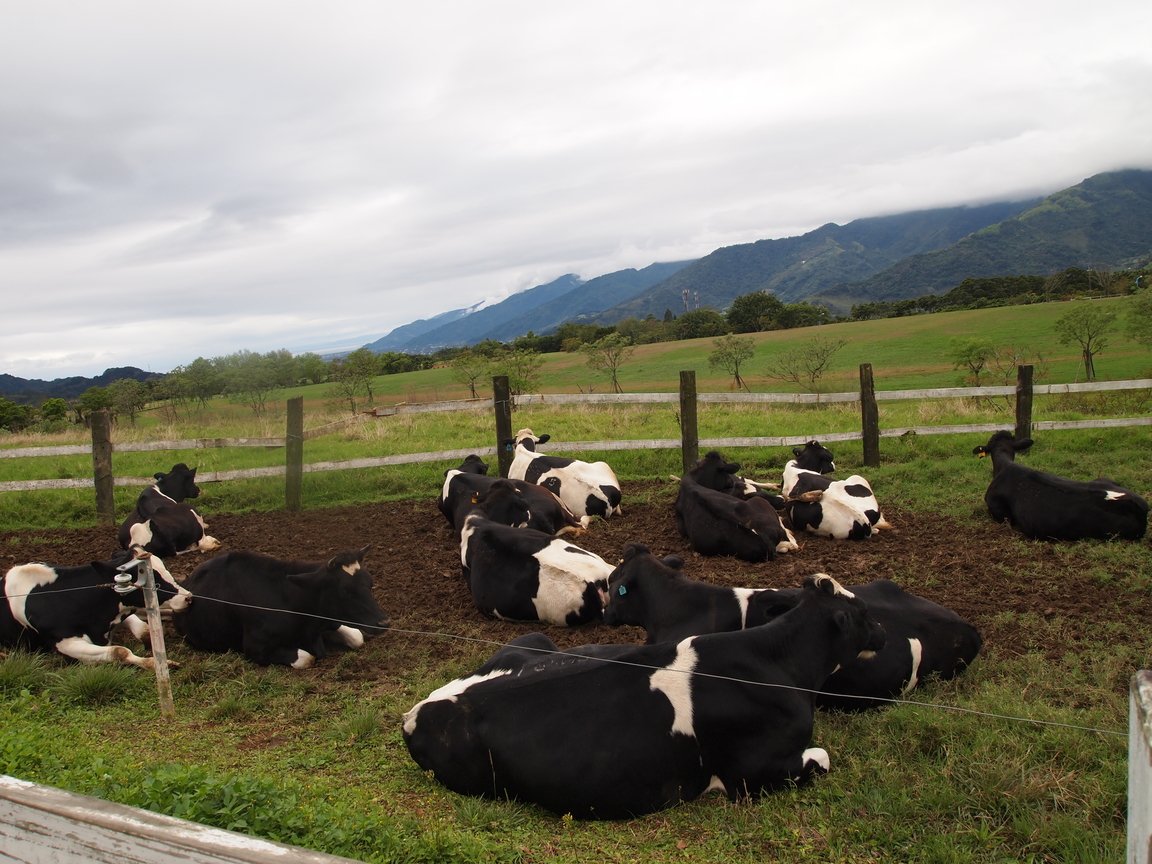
[209,694,252,720]
[0,650,53,695]
[331,705,382,745]
[47,664,147,706]
[453,795,532,832]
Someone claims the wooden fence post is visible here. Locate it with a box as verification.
[91,409,114,526]
[285,396,303,511]
[493,376,513,478]
[1015,365,1034,440]
[679,371,699,474]
[860,364,880,468]
[1128,670,1152,863]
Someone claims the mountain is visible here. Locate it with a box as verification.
[478,261,694,341]
[393,274,586,353]
[807,169,1152,313]
[592,200,1037,323]
[362,305,482,353]
[0,367,158,405]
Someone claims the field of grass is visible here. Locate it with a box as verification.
[2,298,1152,862]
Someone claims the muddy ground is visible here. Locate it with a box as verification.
[2,480,1149,681]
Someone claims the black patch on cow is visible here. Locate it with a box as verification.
[584,494,609,519]
[865,509,881,525]
[563,546,593,556]
[847,521,872,541]
[843,483,872,498]
[540,476,563,496]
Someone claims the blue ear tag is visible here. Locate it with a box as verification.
[618,586,627,596]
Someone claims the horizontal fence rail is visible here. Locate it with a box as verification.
[2,372,1149,503]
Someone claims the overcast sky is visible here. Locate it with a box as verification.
[3,1,1151,380]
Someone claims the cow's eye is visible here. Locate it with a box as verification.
[618,586,627,596]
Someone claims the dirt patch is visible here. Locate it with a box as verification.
[3,480,1149,676]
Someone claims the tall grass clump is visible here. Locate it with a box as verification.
[0,650,53,694]
[46,664,148,705]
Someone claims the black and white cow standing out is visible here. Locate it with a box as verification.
[603,544,983,710]
[973,430,1149,541]
[780,441,891,541]
[458,510,614,626]
[674,451,798,562]
[2,551,192,667]
[505,429,622,520]
[118,463,220,559]
[438,456,589,536]
[173,547,389,668]
[403,571,886,819]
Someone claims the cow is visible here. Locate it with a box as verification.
[973,430,1149,541]
[173,546,389,668]
[439,457,588,536]
[118,463,220,559]
[505,429,622,520]
[402,571,886,819]
[603,544,982,710]
[784,470,892,541]
[2,551,191,668]
[459,511,613,625]
[781,440,836,497]
[674,452,798,561]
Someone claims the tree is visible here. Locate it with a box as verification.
[106,378,149,425]
[1054,302,1118,381]
[778,303,831,329]
[726,291,785,333]
[708,334,755,391]
[671,309,728,340]
[1125,289,1152,350]
[948,337,995,386]
[327,349,380,414]
[39,397,68,424]
[181,357,223,408]
[451,350,487,398]
[219,351,281,415]
[763,336,848,391]
[581,334,635,394]
[0,397,36,432]
[76,386,112,424]
[297,352,329,385]
[488,348,543,398]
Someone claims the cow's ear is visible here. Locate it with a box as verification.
[154,472,166,480]
[188,467,197,478]
[622,542,648,560]
[972,445,987,456]
[537,434,550,444]
[662,555,685,570]
[1014,439,1034,452]
[356,545,370,562]
[792,447,804,458]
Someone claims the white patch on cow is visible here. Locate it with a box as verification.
[782,462,826,497]
[123,614,149,640]
[128,520,155,552]
[195,535,221,553]
[811,573,854,598]
[342,560,361,576]
[650,640,698,738]
[810,476,886,540]
[902,637,924,694]
[531,540,614,624]
[459,516,480,568]
[1105,490,1127,501]
[402,668,514,735]
[732,588,757,628]
[4,563,60,630]
[856,650,876,660]
[508,433,621,519]
[334,625,365,649]
[802,747,830,773]
[291,650,316,669]
[441,469,462,502]
[775,527,800,553]
[704,775,727,795]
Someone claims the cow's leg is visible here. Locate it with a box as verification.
[122,614,149,641]
[55,636,154,668]
[329,625,365,649]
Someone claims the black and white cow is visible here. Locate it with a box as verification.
[439,457,588,536]
[783,471,892,541]
[174,547,389,668]
[781,440,836,496]
[459,511,613,625]
[505,429,622,520]
[674,452,798,562]
[403,572,885,819]
[2,551,191,667]
[118,464,220,559]
[603,544,982,710]
[973,430,1149,541]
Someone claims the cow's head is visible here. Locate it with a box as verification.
[154,463,201,501]
[456,454,490,476]
[287,546,390,636]
[688,451,742,493]
[511,429,549,452]
[791,441,836,475]
[973,430,1033,464]
[603,543,685,628]
[475,480,531,528]
[803,574,886,659]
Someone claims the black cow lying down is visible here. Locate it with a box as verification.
[2,550,191,668]
[118,463,220,559]
[174,547,389,668]
[604,544,982,710]
[974,430,1148,541]
[438,456,588,536]
[403,573,885,819]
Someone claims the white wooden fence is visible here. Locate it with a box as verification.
[1131,671,1152,863]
